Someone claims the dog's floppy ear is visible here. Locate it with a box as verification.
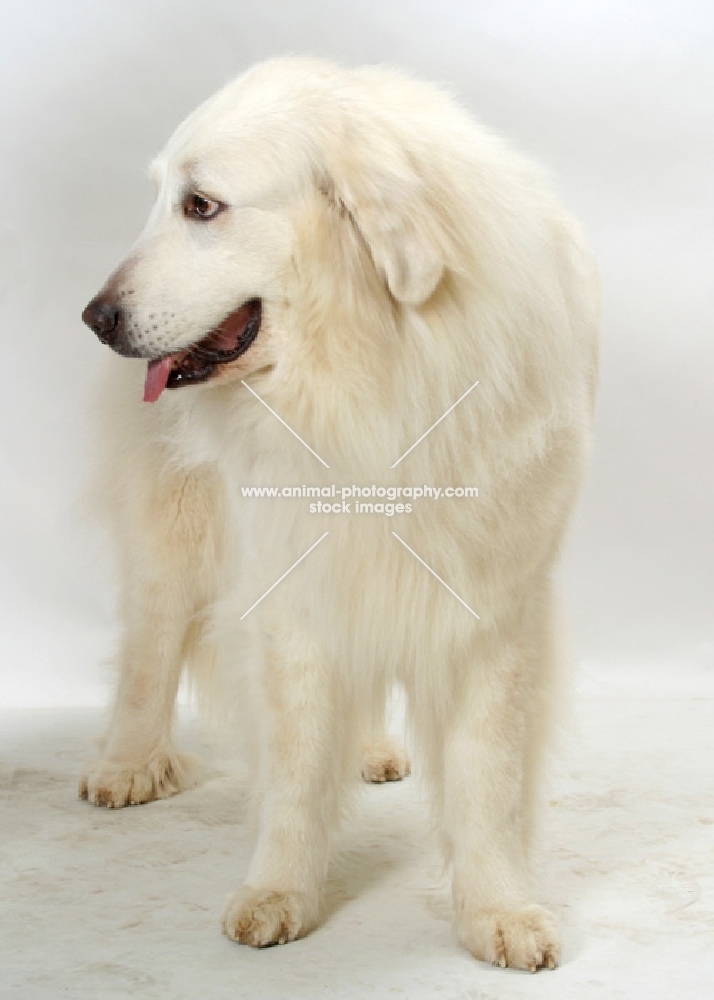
[325,138,445,306]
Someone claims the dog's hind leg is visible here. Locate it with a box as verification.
[361,734,411,783]
[360,686,411,783]
[80,457,224,808]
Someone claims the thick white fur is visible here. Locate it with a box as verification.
[81,58,599,971]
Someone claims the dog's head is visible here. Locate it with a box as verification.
[82,59,450,402]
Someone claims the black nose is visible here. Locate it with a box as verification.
[82,297,124,345]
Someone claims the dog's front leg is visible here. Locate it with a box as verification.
[222,620,343,946]
[441,586,562,972]
[80,463,223,808]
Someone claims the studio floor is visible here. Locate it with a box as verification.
[1,670,713,1000]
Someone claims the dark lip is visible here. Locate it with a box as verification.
[165,299,262,389]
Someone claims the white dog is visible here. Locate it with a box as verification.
[81,58,599,971]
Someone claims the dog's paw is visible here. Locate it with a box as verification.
[361,736,411,783]
[78,750,197,808]
[221,887,315,947]
[459,904,561,972]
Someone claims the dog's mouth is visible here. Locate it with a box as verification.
[143,299,262,403]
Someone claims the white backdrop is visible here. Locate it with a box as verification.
[1,0,712,706]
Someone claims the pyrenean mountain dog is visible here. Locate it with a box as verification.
[81,57,599,971]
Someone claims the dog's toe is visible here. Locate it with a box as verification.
[79,751,198,808]
[361,736,411,783]
[222,887,315,947]
[459,904,561,972]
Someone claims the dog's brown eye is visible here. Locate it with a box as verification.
[184,193,224,220]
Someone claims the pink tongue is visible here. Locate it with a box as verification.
[143,358,173,403]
